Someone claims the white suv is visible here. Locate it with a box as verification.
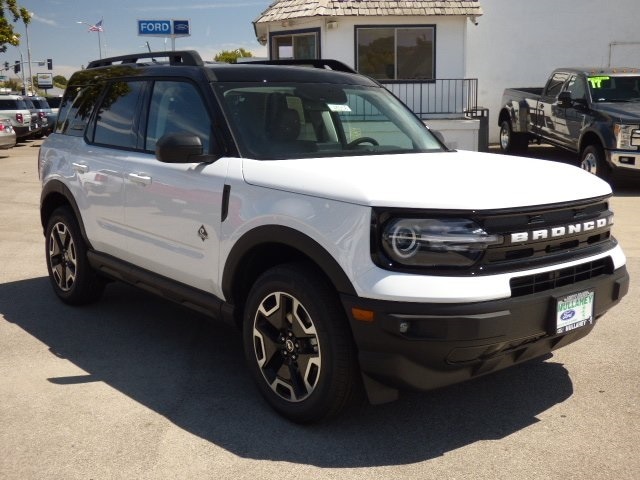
[39,51,629,423]
[0,94,35,141]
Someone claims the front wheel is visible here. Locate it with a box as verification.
[243,263,361,423]
[45,207,105,305]
[580,144,612,183]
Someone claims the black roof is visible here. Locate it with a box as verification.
[80,50,378,87]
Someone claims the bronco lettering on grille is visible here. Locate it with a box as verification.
[510,216,612,243]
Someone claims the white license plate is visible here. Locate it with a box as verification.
[556,290,594,334]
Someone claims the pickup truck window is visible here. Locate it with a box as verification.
[566,75,587,101]
[544,73,569,97]
[589,75,640,102]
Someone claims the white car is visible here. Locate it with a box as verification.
[39,51,629,423]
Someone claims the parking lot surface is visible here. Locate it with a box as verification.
[1,141,639,479]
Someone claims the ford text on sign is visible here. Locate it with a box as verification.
[138,20,171,35]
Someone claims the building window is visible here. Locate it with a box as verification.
[271,29,319,60]
[356,26,435,81]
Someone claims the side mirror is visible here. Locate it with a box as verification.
[156,132,204,163]
[558,91,572,107]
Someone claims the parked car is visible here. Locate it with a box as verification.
[499,67,640,182]
[23,97,46,139]
[39,51,629,423]
[0,118,16,149]
[0,94,35,141]
[29,96,55,136]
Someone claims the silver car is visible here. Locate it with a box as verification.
[0,118,16,149]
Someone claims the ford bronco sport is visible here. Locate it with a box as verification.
[39,51,629,423]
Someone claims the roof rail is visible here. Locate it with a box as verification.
[243,59,357,74]
[87,50,204,69]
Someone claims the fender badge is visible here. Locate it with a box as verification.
[198,225,209,242]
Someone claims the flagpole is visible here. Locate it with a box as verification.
[76,19,103,59]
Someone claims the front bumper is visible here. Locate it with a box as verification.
[341,265,629,397]
[608,150,640,172]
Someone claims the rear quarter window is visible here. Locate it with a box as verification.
[56,84,103,136]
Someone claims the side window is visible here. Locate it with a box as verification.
[145,81,211,153]
[566,75,587,101]
[92,81,145,149]
[544,73,569,98]
[57,85,102,136]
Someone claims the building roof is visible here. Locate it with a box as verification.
[254,0,483,24]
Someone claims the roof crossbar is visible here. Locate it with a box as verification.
[243,59,357,74]
[87,50,204,69]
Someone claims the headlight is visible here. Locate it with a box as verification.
[614,124,640,149]
[380,218,503,268]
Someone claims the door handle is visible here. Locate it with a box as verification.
[127,172,152,186]
[72,162,89,174]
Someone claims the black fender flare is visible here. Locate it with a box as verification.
[221,225,357,300]
[40,180,90,246]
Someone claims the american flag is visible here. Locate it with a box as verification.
[88,20,103,32]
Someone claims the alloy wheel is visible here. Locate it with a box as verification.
[48,221,77,292]
[251,291,321,403]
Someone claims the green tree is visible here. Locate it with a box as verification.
[53,75,66,87]
[0,1,30,53]
[214,48,253,64]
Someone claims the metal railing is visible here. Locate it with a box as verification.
[381,78,478,118]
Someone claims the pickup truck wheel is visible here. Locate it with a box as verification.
[581,145,611,182]
[243,263,361,423]
[45,207,105,305]
[499,120,528,153]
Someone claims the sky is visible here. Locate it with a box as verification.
[2,0,272,82]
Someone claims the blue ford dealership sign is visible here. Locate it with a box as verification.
[173,20,190,36]
[137,19,190,37]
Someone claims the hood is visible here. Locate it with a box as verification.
[594,101,640,122]
[242,151,611,210]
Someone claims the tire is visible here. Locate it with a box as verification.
[580,144,612,183]
[45,206,105,305]
[243,263,362,423]
[499,120,528,153]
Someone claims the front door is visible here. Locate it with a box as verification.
[121,80,227,294]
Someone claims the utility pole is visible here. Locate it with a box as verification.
[25,11,34,95]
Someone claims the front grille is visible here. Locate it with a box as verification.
[510,257,613,297]
[477,197,615,274]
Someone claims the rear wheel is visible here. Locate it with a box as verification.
[243,263,361,423]
[580,144,612,183]
[499,120,528,153]
[45,207,105,305]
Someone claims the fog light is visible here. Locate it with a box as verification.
[399,321,410,333]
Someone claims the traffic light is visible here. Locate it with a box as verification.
[3,61,8,70]
[14,61,20,73]
[47,58,53,70]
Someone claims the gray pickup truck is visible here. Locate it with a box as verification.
[498,68,640,182]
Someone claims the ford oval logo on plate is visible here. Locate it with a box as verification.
[560,310,576,321]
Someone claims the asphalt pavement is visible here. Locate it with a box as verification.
[1,140,638,479]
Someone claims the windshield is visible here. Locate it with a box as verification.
[214,82,444,159]
[588,75,640,102]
